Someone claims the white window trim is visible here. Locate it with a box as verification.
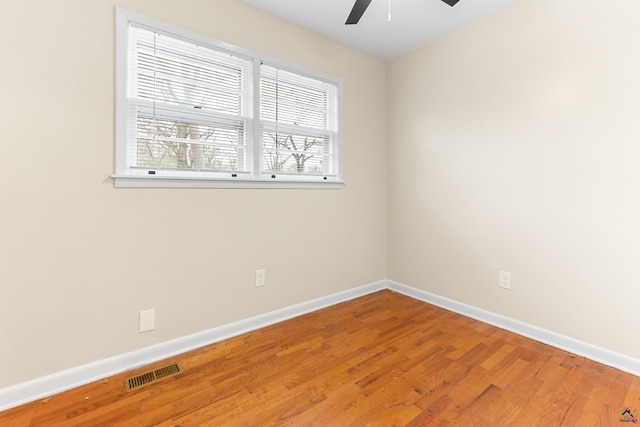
[113,7,344,189]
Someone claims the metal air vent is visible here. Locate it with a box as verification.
[124,362,183,392]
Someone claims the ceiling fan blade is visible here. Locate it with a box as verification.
[346,0,373,25]
[441,0,461,6]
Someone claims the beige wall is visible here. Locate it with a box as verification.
[0,0,387,387]
[387,0,640,359]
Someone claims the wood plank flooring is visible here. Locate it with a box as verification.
[1,290,639,426]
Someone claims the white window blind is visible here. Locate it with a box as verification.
[126,25,251,176]
[259,65,338,178]
[114,8,343,188]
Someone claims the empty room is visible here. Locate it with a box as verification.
[0,0,639,425]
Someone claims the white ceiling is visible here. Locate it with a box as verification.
[241,0,523,60]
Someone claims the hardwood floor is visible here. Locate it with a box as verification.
[1,290,639,426]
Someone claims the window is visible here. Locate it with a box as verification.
[114,8,343,189]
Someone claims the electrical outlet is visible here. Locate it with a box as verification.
[139,309,155,332]
[255,269,266,287]
[499,271,512,290]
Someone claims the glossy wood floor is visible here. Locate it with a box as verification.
[2,290,639,426]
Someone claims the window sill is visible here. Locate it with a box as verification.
[111,175,345,189]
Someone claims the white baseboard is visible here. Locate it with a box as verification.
[386,280,640,378]
[2,279,639,412]
[0,281,386,412]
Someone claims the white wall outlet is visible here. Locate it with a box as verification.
[499,271,512,290]
[255,269,266,287]
[139,309,155,332]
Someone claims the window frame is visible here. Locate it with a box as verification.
[113,8,344,189]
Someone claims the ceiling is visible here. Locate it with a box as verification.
[241,0,523,60]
